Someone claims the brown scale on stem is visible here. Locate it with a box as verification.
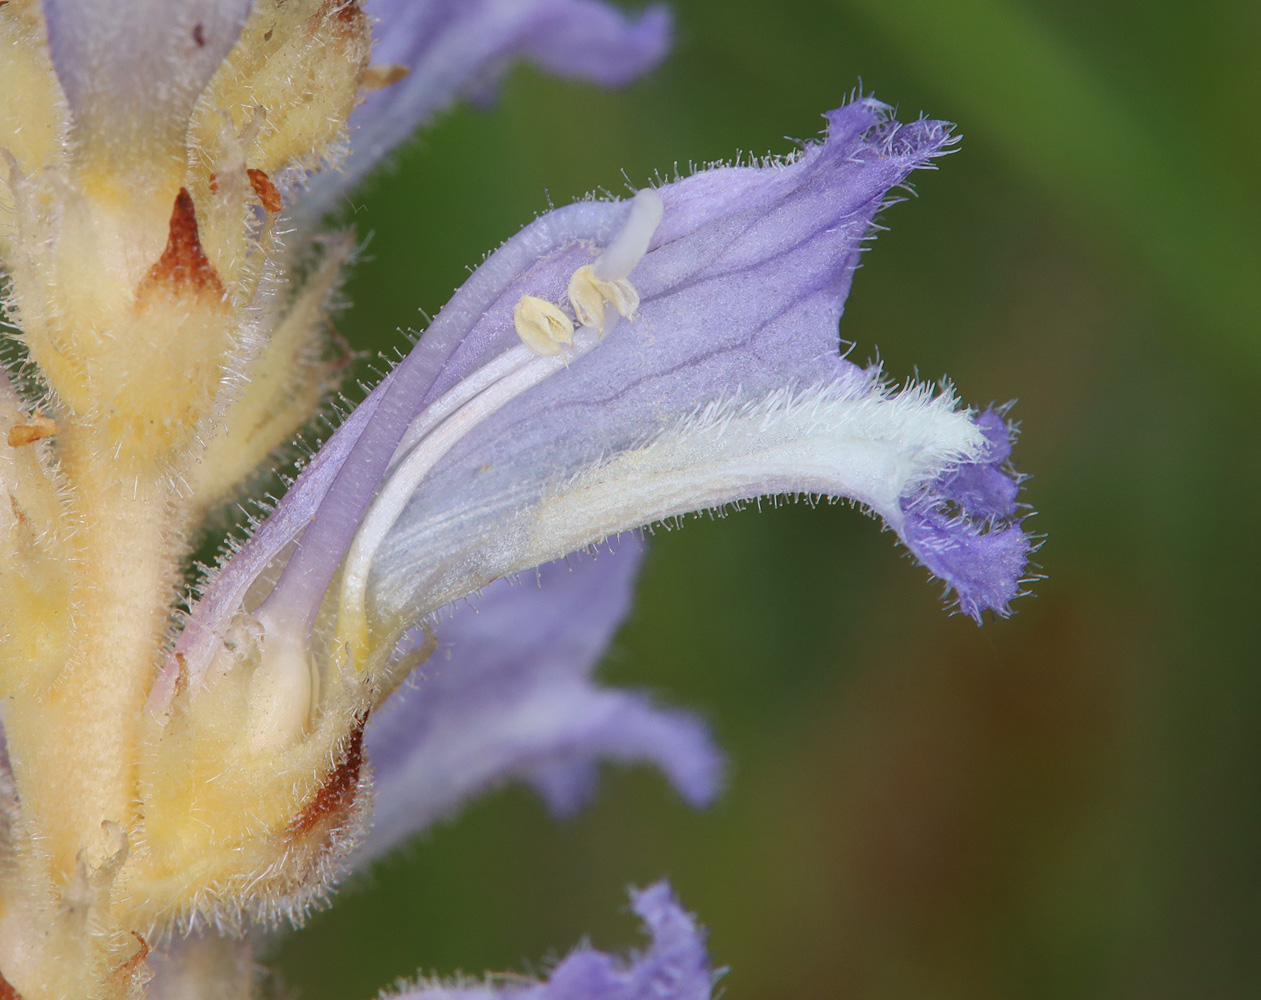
[334,0,365,30]
[286,714,366,844]
[108,933,150,989]
[362,64,410,90]
[138,188,223,296]
[6,416,58,448]
[247,168,282,213]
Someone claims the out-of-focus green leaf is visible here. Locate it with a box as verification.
[838,0,1261,362]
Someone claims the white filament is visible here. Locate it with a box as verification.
[339,189,666,665]
[389,344,538,468]
[338,330,600,660]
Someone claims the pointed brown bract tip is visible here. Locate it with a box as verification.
[247,169,282,213]
[140,188,223,295]
[172,652,189,703]
[286,715,366,843]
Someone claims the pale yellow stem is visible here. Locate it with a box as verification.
[0,422,183,998]
[29,430,176,877]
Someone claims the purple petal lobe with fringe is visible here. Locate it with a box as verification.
[386,882,714,1000]
[899,407,1031,620]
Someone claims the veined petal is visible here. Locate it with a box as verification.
[169,99,1030,715]
[358,541,720,864]
[351,102,1028,637]
[42,0,254,157]
[386,882,714,1000]
[371,375,1001,629]
[298,0,670,224]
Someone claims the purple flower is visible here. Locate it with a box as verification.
[0,0,1034,996]
[360,541,722,865]
[298,0,671,224]
[168,99,1029,700]
[149,84,1030,994]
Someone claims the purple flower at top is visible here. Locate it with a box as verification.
[298,0,671,223]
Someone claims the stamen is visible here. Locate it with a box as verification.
[234,193,671,684]
[513,295,574,356]
[336,330,602,667]
[592,189,664,282]
[337,191,669,665]
[389,344,538,466]
[169,202,635,707]
[568,265,640,335]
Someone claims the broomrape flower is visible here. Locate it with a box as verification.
[0,0,1033,997]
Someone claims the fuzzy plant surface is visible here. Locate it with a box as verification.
[0,1,1033,997]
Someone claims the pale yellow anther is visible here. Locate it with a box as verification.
[513,294,575,356]
[567,264,640,335]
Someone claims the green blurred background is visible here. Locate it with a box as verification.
[271,1,1261,997]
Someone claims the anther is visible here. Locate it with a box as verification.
[513,295,574,356]
[568,265,640,335]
